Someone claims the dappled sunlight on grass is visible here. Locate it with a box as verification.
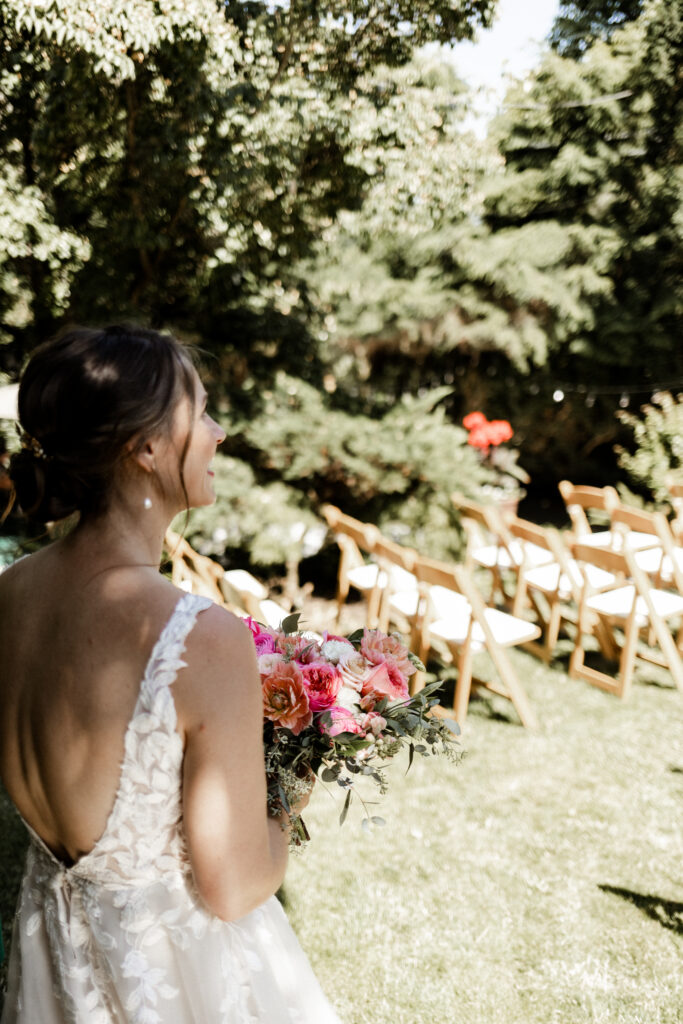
[284,648,683,1024]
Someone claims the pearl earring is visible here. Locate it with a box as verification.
[143,497,152,510]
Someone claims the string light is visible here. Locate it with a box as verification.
[537,378,683,400]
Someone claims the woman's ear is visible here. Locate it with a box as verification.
[128,437,157,475]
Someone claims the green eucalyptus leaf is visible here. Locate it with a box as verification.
[339,790,351,826]
[281,611,302,635]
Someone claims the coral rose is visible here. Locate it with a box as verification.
[301,662,342,711]
[360,629,415,679]
[360,662,410,706]
[262,662,312,735]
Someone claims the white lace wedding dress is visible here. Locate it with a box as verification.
[1,593,341,1024]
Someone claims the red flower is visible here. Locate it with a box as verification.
[463,413,514,451]
[463,411,487,430]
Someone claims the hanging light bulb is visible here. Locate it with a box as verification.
[619,393,629,408]
[553,389,565,403]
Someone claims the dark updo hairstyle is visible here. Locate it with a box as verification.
[9,324,196,523]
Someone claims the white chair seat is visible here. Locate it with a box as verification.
[346,563,381,591]
[388,589,421,618]
[586,585,683,626]
[259,598,291,629]
[427,588,540,650]
[349,562,416,595]
[634,545,683,581]
[524,558,615,598]
[223,568,268,600]
[473,539,553,570]
[577,530,659,552]
[385,565,418,591]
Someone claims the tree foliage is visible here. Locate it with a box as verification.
[305,0,681,482]
[0,0,496,565]
[616,392,683,504]
[550,0,645,58]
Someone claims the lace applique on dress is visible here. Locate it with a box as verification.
[1,593,342,1024]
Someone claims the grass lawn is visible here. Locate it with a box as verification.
[2,641,682,1023]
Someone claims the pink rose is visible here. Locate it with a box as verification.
[292,635,321,664]
[244,616,263,638]
[244,617,277,655]
[262,662,312,735]
[301,661,342,711]
[325,706,364,738]
[360,661,410,707]
[360,629,415,679]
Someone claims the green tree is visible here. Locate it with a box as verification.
[305,1,681,482]
[0,0,497,564]
[0,0,495,370]
[550,0,645,58]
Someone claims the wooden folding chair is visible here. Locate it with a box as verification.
[371,534,419,634]
[164,529,237,608]
[611,506,683,590]
[569,541,683,698]
[322,505,382,627]
[452,493,552,608]
[413,554,541,728]
[507,517,616,663]
[559,481,620,540]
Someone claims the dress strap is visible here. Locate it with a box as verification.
[142,592,214,698]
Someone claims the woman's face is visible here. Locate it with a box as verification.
[162,371,226,511]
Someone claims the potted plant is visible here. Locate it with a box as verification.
[463,412,530,516]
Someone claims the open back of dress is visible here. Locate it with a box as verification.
[1,593,341,1024]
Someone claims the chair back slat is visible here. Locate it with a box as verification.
[559,481,620,537]
[322,504,378,553]
[373,535,416,572]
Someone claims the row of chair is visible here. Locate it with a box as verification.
[164,528,290,629]
[323,486,683,727]
[322,505,543,729]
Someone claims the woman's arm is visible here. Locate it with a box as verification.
[176,606,290,921]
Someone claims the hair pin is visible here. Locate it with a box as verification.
[18,428,48,461]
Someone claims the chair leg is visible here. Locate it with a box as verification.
[366,581,382,630]
[485,640,538,729]
[615,616,639,699]
[453,637,475,726]
[545,599,563,663]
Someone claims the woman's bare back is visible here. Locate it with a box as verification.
[0,541,181,864]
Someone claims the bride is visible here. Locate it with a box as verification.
[0,325,341,1023]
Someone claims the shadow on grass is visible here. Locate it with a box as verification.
[599,884,683,935]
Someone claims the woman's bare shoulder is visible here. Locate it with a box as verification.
[173,601,258,727]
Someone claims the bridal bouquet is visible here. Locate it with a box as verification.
[245,613,460,846]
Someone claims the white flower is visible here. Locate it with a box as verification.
[257,652,284,675]
[335,684,362,712]
[320,639,355,664]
